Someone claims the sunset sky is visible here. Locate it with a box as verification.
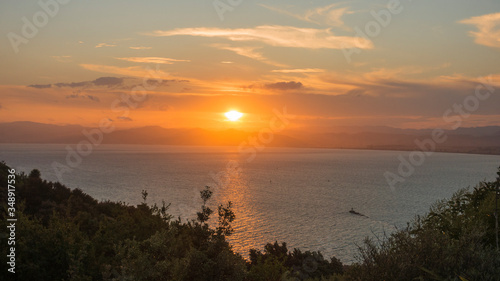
[0,0,499,132]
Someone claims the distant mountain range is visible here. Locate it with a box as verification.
[1,121,500,155]
[0,121,307,148]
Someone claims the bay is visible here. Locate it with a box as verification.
[1,144,498,263]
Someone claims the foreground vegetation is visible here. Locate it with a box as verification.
[1,161,499,280]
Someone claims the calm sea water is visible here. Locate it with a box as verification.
[1,144,499,263]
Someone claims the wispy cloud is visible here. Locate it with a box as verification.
[260,3,352,27]
[264,81,303,91]
[28,77,124,90]
[116,57,190,64]
[150,25,372,49]
[272,68,325,73]
[356,64,452,82]
[460,12,500,48]
[92,77,124,86]
[66,93,100,102]
[80,64,170,79]
[6,68,500,129]
[245,81,304,92]
[129,46,152,50]
[95,43,117,48]
[211,44,285,66]
[213,45,264,60]
[52,55,72,63]
[28,84,52,89]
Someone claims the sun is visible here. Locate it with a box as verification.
[224,110,243,121]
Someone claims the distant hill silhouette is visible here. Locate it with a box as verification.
[292,126,500,154]
[0,121,85,143]
[1,121,499,154]
[0,122,306,148]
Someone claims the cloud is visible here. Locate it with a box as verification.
[260,3,351,27]
[66,93,100,102]
[80,64,170,79]
[214,45,263,60]
[28,84,52,89]
[26,72,192,97]
[54,81,89,88]
[264,81,303,90]
[210,44,285,66]
[129,46,152,50]
[29,77,123,90]
[118,116,133,121]
[4,71,500,129]
[95,43,117,48]
[321,6,351,27]
[87,95,100,102]
[116,57,190,64]
[346,89,366,97]
[93,77,123,86]
[361,64,451,81]
[272,68,325,73]
[52,55,72,63]
[460,12,500,48]
[150,25,373,49]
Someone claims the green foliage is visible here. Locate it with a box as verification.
[344,166,500,281]
[248,254,288,281]
[197,186,213,224]
[248,242,344,280]
[217,201,235,237]
[0,163,246,281]
[115,224,247,281]
[28,169,41,179]
[141,189,148,203]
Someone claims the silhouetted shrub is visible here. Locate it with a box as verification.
[344,167,500,281]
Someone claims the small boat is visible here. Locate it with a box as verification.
[349,208,367,217]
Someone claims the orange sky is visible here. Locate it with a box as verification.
[0,1,499,132]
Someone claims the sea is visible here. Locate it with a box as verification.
[1,144,499,263]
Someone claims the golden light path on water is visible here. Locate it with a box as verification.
[204,149,405,263]
[206,152,259,259]
[205,151,366,262]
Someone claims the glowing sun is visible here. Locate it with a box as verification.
[225,110,243,121]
